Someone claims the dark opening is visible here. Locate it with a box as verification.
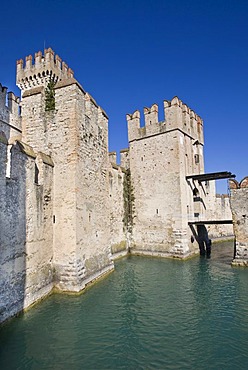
[194,154,199,164]
[34,164,39,184]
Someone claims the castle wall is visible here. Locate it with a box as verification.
[73,90,114,289]
[229,178,248,266]
[108,162,127,259]
[207,194,233,238]
[127,98,204,257]
[120,148,129,169]
[0,85,21,142]
[0,140,27,323]
[0,139,54,324]
[24,149,54,308]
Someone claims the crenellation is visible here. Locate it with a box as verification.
[127,97,204,143]
[8,92,20,115]
[0,83,8,107]
[0,85,21,138]
[67,68,74,78]
[171,96,181,106]
[127,110,140,142]
[182,104,191,134]
[144,103,158,126]
[45,47,55,62]
[163,98,204,143]
[120,148,129,169]
[16,48,75,91]
[25,55,33,69]
[109,151,117,164]
[230,177,248,266]
[197,117,204,144]
[62,61,68,73]
[35,51,42,64]
[164,97,184,132]
[55,54,62,67]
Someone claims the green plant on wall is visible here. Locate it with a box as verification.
[123,169,135,234]
[45,78,56,111]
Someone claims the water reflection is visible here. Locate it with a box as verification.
[1,242,248,369]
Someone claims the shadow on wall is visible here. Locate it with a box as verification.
[0,131,27,323]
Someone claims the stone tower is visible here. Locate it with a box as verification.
[16,48,113,291]
[127,97,204,257]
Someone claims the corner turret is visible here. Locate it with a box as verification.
[126,110,140,142]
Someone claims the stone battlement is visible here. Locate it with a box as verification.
[108,148,129,170]
[127,96,203,144]
[16,48,74,91]
[0,83,8,104]
[229,177,248,189]
[0,84,21,133]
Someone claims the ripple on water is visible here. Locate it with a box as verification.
[1,243,248,369]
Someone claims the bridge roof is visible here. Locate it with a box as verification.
[188,220,233,225]
[186,171,236,182]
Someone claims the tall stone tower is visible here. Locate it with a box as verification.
[127,97,204,257]
[16,48,113,291]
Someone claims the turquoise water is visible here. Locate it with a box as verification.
[1,242,248,369]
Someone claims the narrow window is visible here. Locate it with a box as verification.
[194,154,199,164]
[34,164,39,184]
[156,209,159,215]
[53,215,56,223]
[109,177,113,190]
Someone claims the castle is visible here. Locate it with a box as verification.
[0,48,241,324]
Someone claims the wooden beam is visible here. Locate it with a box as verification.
[188,220,233,225]
[186,171,236,182]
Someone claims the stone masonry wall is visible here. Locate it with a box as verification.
[0,84,21,141]
[0,140,27,323]
[230,178,248,266]
[24,148,54,308]
[73,90,114,289]
[17,49,114,292]
[0,139,54,323]
[127,97,204,258]
[203,180,233,238]
[108,160,127,259]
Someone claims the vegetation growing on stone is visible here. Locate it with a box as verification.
[123,169,135,234]
[45,78,56,111]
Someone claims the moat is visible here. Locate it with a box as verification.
[1,241,248,370]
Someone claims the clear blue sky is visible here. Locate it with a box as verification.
[1,0,247,192]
